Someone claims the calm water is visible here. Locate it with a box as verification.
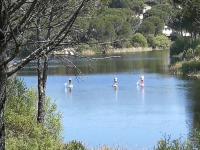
[19,51,200,149]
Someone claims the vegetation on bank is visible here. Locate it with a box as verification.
[170,37,200,78]
[77,0,172,54]
[8,0,174,58]
[169,0,200,78]
[18,0,172,57]
[5,79,87,150]
[6,79,63,149]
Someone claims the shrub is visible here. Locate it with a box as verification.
[182,61,200,74]
[183,48,195,60]
[155,138,193,150]
[145,16,165,35]
[170,37,191,55]
[144,4,172,22]
[155,129,200,150]
[109,0,129,8]
[131,33,148,47]
[109,0,144,13]
[170,37,200,56]
[194,44,200,56]
[138,20,155,35]
[154,35,171,49]
[77,44,91,52]
[113,39,132,48]
[146,35,156,48]
[64,141,86,150]
[5,79,64,150]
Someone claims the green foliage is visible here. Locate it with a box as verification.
[89,8,133,44]
[155,138,193,150]
[194,45,200,56]
[170,0,200,36]
[64,141,86,150]
[146,35,156,48]
[155,129,200,150]
[81,0,171,50]
[170,37,200,55]
[101,0,112,6]
[170,37,192,55]
[117,22,132,38]
[89,16,116,42]
[77,44,92,52]
[109,0,129,8]
[131,33,148,47]
[182,61,200,74]
[109,0,144,13]
[114,39,132,48]
[145,16,164,35]
[138,21,155,35]
[5,79,64,150]
[183,48,195,60]
[128,0,144,13]
[154,35,171,49]
[74,18,90,42]
[145,4,172,22]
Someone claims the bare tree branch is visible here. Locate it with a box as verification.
[7,0,89,77]
[7,0,38,42]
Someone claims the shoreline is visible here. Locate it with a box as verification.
[170,61,200,79]
[81,47,162,56]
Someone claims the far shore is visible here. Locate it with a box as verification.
[81,47,162,56]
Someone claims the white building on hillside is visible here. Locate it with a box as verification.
[162,26,191,37]
[143,5,152,14]
[137,5,152,20]
[162,26,173,37]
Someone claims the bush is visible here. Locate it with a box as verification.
[113,39,132,48]
[138,20,155,35]
[146,35,156,48]
[170,37,200,56]
[182,61,200,74]
[155,138,193,150]
[5,79,64,150]
[194,44,200,56]
[183,48,195,60]
[109,0,129,8]
[144,4,172,22]
[131,33,148,47]
[155,129,200,150]
[145,16,164,35]
[109,0,144,13]
[170,37,191,55]
[64,141,86,150]
[154,35,171,49]
[77,44,91,52]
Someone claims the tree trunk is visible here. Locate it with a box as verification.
[0,53,7,150]
[37,55,48,123]
[37,58,44,123]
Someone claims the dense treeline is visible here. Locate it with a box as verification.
[13,0,173,57]
[67,0,173,53]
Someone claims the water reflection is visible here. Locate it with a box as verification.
[114,86,119,102]
[19,51,170,76]
[137,84,145,104]
[65,87,73,97]
[186,80,200,130]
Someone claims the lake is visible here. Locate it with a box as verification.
[19,50,200,149]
